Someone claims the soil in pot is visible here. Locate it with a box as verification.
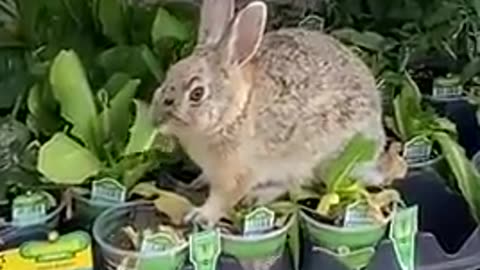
[94,201,191,270]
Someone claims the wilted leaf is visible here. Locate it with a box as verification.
[123,100,159,155]
[130,182,194,225]
[38,133,102,184]
[49,50,99,154]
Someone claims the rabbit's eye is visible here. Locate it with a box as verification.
[189,86,205,102]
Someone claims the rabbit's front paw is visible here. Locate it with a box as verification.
[184,204,223,228]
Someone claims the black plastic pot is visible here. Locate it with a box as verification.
[423,95,480,159]
[300,169,480,270]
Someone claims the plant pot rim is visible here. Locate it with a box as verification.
[7,191,66,228]
[221,211,296,242]
[70,187,121,208]
[423,93,467,102]
[93,201,189,259]
[407,153,443,169]
[299,207,390,233]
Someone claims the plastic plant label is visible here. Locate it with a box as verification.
[389,205,418,270]
[432,77,463,98]
[403,136,432,164]
[0,231,93,270]
[243,206,275,236]
[343,201,376,228]
[11,192,47,227]
[299,15,325,31]
[91,178,126,204]
[189,229,221,270]
[140,231,175,253]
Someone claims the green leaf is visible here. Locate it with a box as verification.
[38,133,102,184]
[392,72,423,141]
[151,7,190,45]
[49,50,99,153]
[99,79,140,154]
[98,0,126,44]
[432,132,480,222]
[331,28,387,52]
[97,46,151,79]
[123,99,158,155]
[323,133,377,191]
[26,83,63,137]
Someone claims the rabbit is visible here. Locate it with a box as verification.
[150,0,386,227]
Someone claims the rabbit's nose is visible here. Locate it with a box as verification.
[163,98,175,106]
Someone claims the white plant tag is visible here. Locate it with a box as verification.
[91,178,126,203]
[403,137,432,165]
[243,207,275,236]
[343,201,376,228]
[140,231,175,253]
[432,77,463,98]
[12,192,47,226]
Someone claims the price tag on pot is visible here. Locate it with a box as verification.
[389,205,418,270]
[189,229,221,270]
[243,206,275,236]
[11,192,47,227]
[343,201,376,228]
[91,178,126,203]
[403,136,432,165]
[140,231,176,253]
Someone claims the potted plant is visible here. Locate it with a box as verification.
[34,50,176,229]
[94,181,299,270]
[295,133,413,270]
[0,116,65,249]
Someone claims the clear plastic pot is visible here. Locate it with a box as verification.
[93,201,188,270]
[70,187,119,230]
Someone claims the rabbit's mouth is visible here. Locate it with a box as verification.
[166,111,188,125]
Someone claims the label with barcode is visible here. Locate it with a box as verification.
[243,207,275,236]
[343,201,376,228]
[403,137,432,164]
[12,193,47,227]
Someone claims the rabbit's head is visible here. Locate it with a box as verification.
[150,0,267,135]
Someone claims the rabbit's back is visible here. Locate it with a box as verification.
[246,28,384,184]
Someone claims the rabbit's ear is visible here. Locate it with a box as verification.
[220,1,267,67]
[197,0,234,46]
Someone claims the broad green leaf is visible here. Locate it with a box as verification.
[331,28,387,52]
[99,79,140,154]
[323,133,377,191]
[151,7,190,45]
[38,133,102,185]
[26,83,63,137]
[97,46,150,79]
[141,45,164,82]
[392,72,422,141]
[49,50,99,153]
[98,0,126,44]
[130,182,194,225]
[123,100,158,155]
[432,132,480,222]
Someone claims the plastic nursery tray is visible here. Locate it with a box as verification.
[301,170,480,270]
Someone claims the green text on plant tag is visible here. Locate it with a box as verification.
[403,136,432,165]
[389,205,418,270]
[12,192,47,227]
[343,201,376,228]
[243,206,275,236]
[140,231,175,253]
[189,229,221,270]
[91,178,126,203]
[432,76,463,98]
